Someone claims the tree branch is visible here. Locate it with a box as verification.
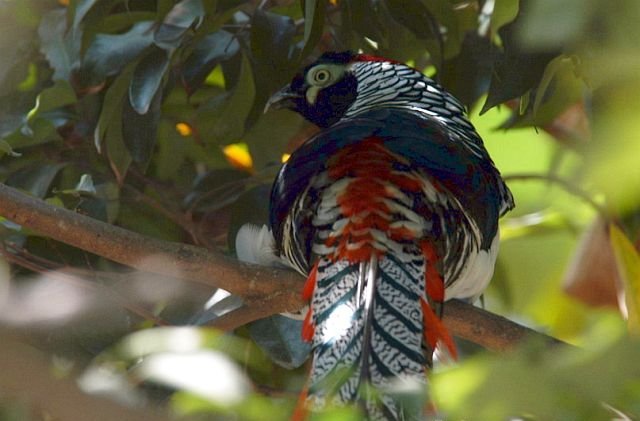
[0,183,303,313]
[443,300,567,351]
[0,183,565,351]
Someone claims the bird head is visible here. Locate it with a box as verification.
[265,51,461,130]
[264,51,484,159]
[264,51,360,127]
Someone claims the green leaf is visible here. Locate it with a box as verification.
[300,0,326,58]
[104,112,132,184]
[248,316,311,369]
[75,173,97,195]
[94,66,135,181]
[491,0,519,34]
[181,30,239,93]
[27,80,77,122]
[588,81,640,212]
[154,121,187,181]
[421,0,461,58]
[0,140,22,158]
[94,64,134,152]
[385,0,438,40]
[532,55,572,117]
[480,14,559,114]
[5,163,67,198]
[38,9,81,81]
[82,21,155,78]
[95,181,121,224]
[57,173,97,196]
[0,2,38,96]
[4,117,63,150]
[70,0,101,31]
[251,9,296,66]
[243,110,303,170]
[154,0,205,50]
[610,224,640,333]
[341,0,386,48]
[129,47,170,115]
[441,33,497,108]
[250,9,298,100]
[197,52,255,145]
[184,169,250,212]
[123,82,161,166]
[499,55,585,129]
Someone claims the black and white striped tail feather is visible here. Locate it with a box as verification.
[308,251,428,420]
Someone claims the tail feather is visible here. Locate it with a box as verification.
[358,254,378,387]
[305,253,433,419]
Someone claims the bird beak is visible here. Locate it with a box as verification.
[264,85,301,114]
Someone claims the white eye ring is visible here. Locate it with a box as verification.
[311,68,331,85]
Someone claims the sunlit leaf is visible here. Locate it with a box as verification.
[532,55,575,118]
[433,334,640,420]
[133,351,251,405]
[223,143,253,171]
[490,0,519,35]
[181,30,239,92]
[610,224,640,333]
[588,81,640,213]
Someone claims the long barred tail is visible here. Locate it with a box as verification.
[300,250,455,420]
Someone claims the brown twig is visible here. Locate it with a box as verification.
[0,182,565,351]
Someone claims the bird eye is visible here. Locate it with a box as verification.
[311,68,331,85]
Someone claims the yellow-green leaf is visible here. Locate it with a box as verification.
[609,223,640,333]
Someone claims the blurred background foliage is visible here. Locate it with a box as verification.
[0,0,639,420]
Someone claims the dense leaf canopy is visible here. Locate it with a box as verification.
[1,0,640,420]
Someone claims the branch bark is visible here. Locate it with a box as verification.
[0,183,565,351]
[0,183,303,314]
